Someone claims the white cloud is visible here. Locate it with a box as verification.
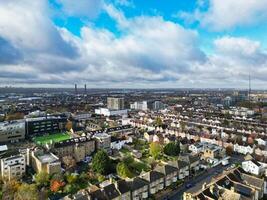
[0,0,267,88]
[115,0,134,8]
[56,0,103,18]
[180,0,267,31]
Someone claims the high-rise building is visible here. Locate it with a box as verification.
[75,84,77,94]
[130,101,148,111]
[107,97,124,110]
[147,100,165,111]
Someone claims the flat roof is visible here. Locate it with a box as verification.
[38,154,58,163]
[0,145,8,152]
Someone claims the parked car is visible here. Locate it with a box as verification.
[186,183,194,188]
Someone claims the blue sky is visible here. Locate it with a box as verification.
[0,0,267,88]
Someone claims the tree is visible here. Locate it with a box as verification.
[65,173,77,184]
[92,150,110,175]
[122,156,134,164]
[155,117,163,127]
[2,179,20,200]
[116,162,132,178]
[35,171,50,187]
[226,146,234,156]
[149,142,162,159]
[65,121,73,131]
[164,142,180,156]
[15,184,38,200]
[50,180,65,193]
[78,172,89,185]
[63,184,78,194]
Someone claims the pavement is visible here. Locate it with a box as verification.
[159,154,244,200]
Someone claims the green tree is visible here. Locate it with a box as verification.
[149,142,162,159]
[63,184,78,194]
[15,184,38,200]
[155,117,163,127]
[164,142,180,156]
[116,162,132,178]
[65,173,77,184]
[35,171,50,187]
[92,150,110,175]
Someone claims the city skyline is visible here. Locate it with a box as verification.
[0,0,267,88]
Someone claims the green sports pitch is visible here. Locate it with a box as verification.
[33,133,71,145]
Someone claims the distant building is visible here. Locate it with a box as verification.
[107,97,125,110]
[0,149,26,180]
[0,120,25,143]
[147,100,165,111]
[130,101,148,111]
[95,107,128,117]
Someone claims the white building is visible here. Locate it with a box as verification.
[0,120,25,143]
[130,101,148,111]
[110,136,132,150]
[233,144,254,155]
[0,150,26,180]
[95,108,128,117]
[242,159,265,176]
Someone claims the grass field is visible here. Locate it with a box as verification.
[33,133,71,145]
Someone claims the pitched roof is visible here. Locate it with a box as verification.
[155,164,178,175]
[251,159,261,167]
[89,189,107,200]
[116,180,131,194]
[130,177,149,191]
[242,174,264,189]
[140,171,165,183]
[102,184,120,200]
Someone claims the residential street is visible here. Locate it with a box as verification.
[160,154,244,200]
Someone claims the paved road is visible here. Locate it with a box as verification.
[162,154,244,200]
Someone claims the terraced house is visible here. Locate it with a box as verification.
[140,171,165,195]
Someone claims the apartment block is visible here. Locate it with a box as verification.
[0,120,25,143]
[107,97,125,110]
[0,149,26,180]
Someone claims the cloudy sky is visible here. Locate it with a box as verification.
[0,0,267,88]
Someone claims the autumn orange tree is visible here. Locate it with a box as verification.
[50,179,65,193]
